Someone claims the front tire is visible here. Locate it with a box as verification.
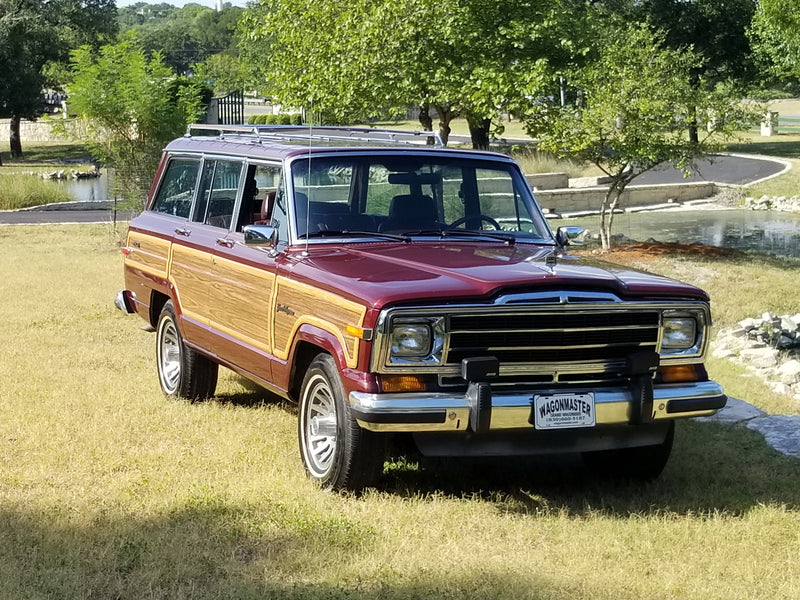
[156,300,218,401]
[298,354,384,491]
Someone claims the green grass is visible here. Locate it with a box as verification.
[2,224,800,599]
[0,141,90,172]
[0,174,73,210]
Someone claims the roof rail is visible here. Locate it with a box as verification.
[185,124,444,148]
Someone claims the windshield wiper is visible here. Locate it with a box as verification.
[298,229,410,242]
[439,229,517,244]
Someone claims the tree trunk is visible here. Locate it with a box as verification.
[418,103,435,145]
[466,114,491,150]
[600,181,626,251]
[418,103,433,131]
[433,104,454,146]
[10,114,23,159]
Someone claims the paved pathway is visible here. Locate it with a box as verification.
[636,153,788,186]
[0,201,133,225]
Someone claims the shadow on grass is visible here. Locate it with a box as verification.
[377,420,800,517]
[0,503,576,600]
[192,378,799,517]
[727,136,800,159]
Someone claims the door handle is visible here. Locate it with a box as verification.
[216,238,234,248]
[175,228,191,236]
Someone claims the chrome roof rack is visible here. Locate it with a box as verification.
[185,124,444,148]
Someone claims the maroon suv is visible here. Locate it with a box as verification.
[116,125,726,490]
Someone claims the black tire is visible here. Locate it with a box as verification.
[582,421,675,481]
[156,300,218,401]
[298,354,385,491]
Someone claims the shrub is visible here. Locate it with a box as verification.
[290,114,303,126]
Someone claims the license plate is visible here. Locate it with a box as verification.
[533,392,595,430]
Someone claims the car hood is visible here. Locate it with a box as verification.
[286,241,709,308]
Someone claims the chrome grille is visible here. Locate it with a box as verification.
[445,310,661,377]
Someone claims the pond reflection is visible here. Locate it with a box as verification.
[55,170,111,203]
[551,209,800,259]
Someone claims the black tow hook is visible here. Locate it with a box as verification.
[462,357,499,433]
[627,352,660,425]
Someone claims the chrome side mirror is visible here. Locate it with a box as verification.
[243,225,279,251]
[555,225,584,247]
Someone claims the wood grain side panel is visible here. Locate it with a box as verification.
[124,231,170,278]
[208,255,274,353]
[170,245,213,321]
[272,277,366,368]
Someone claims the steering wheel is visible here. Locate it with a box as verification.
[448,214,502,230]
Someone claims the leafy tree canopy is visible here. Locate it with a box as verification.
[520,21,761,250]
[239,0,587,148]
[119,3,243,74]
[65,39,210,208]
[0,0,117,157]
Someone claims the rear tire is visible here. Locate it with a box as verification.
[582,421,675,481]
[156,300,218,401]
[298,354,384,491]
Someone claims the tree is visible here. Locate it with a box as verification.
[0,0,117,159]
[238,0,583,148]
[598,0,758,143]
[749,0,800,83]
[520,23,760,250]
[65,39,209,209]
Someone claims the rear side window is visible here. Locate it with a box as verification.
[151,158,200,218]
[193,160,243,229]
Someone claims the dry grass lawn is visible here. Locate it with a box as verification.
[1,224,799,599]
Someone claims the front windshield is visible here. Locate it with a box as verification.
[289,154,552,242]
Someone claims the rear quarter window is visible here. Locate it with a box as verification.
[151,158,200,218]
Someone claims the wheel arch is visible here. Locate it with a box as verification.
[288,325,351,402]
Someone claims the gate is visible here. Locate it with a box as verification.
[205,89,245,125]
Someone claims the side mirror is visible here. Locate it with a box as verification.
[243,224,279,251]
[555,225,584,247]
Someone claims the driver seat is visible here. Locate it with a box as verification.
[381,194,440,231]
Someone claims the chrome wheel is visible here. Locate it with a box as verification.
[155,300,218,401]
[300,371,339,478]
[298,354,385,490]
[157,313,182,395]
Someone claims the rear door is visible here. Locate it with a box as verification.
[205,162,283,384]
[168,158,244,349]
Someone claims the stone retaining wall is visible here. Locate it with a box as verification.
[0,118,64,142]
[535,181,716,216]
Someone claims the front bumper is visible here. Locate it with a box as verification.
[349,380,726,433]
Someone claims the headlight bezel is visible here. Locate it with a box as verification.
[385,316,445,365]
[660,310,706,358]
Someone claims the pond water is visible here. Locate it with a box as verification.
[60,176,800,259]
[57,170,111,202]
[550,209,800,259]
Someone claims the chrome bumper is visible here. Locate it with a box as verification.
[349,380,727,433]
[114,290,136,314]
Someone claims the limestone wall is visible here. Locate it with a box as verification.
[0,118,63,142]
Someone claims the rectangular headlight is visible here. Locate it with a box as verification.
[662,317,697,349]
[390,323,432,358]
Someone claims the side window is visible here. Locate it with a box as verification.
[151,158,200,218]
[193,159,243,229]
[236,163,282,232]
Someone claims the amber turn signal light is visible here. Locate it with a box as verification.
[379,375,427,393]
[659,364,707,383]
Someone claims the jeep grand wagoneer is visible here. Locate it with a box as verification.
[116,125,726,490]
